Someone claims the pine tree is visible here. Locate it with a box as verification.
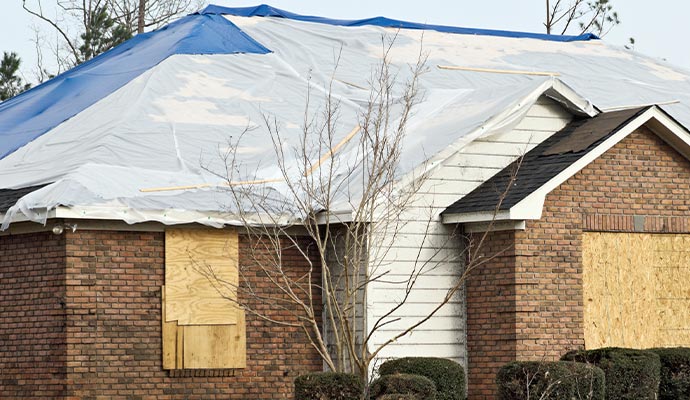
[78,7,133,62]
[0,52,31,101]
[545,0,621,37]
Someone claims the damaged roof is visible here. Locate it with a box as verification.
[1,4,690,229]
[0,185,48,214]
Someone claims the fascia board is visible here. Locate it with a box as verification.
[441,210,512,224]
[464,220,527,233]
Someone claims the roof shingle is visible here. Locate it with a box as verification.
[0,185,48,214]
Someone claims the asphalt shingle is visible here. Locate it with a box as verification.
[0,185,48,213]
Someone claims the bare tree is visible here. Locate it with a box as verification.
[22,0,203,75]
[545,0,620,37]
[191,36,519,390]
[23,0,129,70]
[108,0,205,34]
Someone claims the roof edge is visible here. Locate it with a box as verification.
[200,4,600,42]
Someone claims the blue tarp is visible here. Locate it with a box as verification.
[200,4,599,42]
[0,13,270,160]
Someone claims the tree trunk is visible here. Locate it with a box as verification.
[137,0,146,33]
[546,0,551,34]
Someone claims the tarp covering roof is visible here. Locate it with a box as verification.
[0,13,270,160]
[200,4,599,42]
[1,4,690,228]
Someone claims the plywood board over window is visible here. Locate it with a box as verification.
[162,228,246,369]
[583,232,690,349]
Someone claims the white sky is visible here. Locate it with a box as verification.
[1,0,688,82]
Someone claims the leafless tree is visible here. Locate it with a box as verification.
[195,37,517,388]
[108,0,205,34]
[544,0,620,37]
[22,0,203,75]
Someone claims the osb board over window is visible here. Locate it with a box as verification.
[583,232,690,349]
[165,228,240,325]
[163,228,246,369]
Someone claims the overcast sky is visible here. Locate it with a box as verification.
[2,1,688,83]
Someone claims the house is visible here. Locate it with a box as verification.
[2,4,690,399]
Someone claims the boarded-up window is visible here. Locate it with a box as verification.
[583,232,690,349]
[162,228,246,369]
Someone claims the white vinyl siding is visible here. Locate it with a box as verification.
[366,96,572,371]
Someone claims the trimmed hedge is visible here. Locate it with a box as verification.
[294,372,364,400]
[376,395,419,400]
[562,347,660,399]
[378,357,465,400]
[370,373,437,400]
[496,361,605,400]
[650,347,690,400]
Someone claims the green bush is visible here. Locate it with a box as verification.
[294,372,364,400]
[378,357,465,400]
[376,395,418,400]
[650,347,690,400]
[562,347,660,399]
[496,361,605,400]
[369,373,437,400]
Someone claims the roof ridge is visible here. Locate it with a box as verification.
[200,4,599,43]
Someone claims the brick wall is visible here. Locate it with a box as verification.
[2,229,323,399]
[465,127,690,398]
[464,230,517,400]
[0,232,67,398]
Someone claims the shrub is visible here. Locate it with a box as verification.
[562,347,660,399]
[378,357,465,400]
[649,347,690,400]
[496,361,605,400]
[369,373,437,400]
[294,372,364,400]
[376,395,418,400]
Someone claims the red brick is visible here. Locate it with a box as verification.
[1,230,322,399]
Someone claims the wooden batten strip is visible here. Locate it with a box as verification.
[600,99,680,112]
[304,125,362,176]
[437,64,560,76]
[139,177,283,193]
[334,78,368,90]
